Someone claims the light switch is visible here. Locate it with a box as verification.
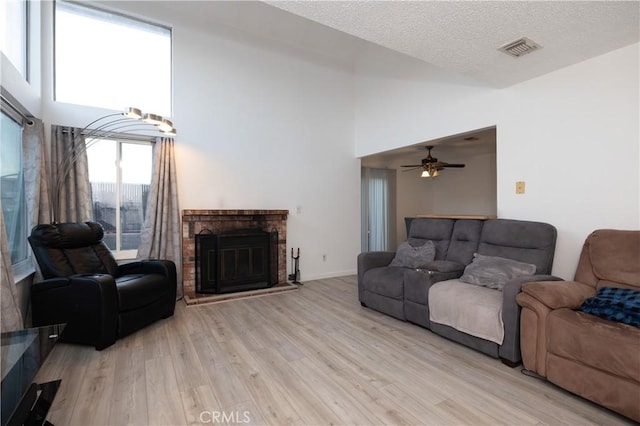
[516,181,525,194]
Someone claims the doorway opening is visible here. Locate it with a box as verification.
[360,127,496,250]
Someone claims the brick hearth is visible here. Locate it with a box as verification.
[181,209,289,296]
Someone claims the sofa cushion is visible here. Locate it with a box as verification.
[460,254,536,290]
[362,267,406,299]
[390,241,436,268]
[588,230,640,289]
[429,279,504,344]
[64,247,110,275]
[548,308,640,383]
[580,287,640,327]
[477,219,556,274]
[408,218,455,260]
[446,220,484,265]
[29,222,120,278]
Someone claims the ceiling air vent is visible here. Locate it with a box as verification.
[498,37,541,58]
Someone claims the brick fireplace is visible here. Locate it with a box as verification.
[182,209,288,297]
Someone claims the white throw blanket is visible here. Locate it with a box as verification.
[429,279,504,344]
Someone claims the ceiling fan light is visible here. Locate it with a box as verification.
[421,169,431,178]
[432,169,439,177]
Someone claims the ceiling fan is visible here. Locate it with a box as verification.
[401,145,466,177]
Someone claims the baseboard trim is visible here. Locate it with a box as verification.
[300,270,356,281]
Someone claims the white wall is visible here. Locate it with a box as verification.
[497,43,639,278]
[43,2,362,281]
[426,152,497,216]
[354,46,500,158]
[171,23,360,279]
[355,43,639,279]
[1,56,40,118]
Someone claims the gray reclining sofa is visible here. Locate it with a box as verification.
[357,218,558,365]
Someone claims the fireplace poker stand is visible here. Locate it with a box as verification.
[289,248,302,285]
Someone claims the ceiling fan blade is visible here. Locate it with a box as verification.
[401,167,421,172]
[404,146,465,174]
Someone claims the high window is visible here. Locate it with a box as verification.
[0,0,28,78]
[54,1,171,115]
[86,138,153,259]
[0,110,28,266]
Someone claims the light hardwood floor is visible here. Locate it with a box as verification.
[35,276,634,425]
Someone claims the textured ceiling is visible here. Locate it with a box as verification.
[103,1,639,87]
[97,1,638,165]
[265,1,640,87]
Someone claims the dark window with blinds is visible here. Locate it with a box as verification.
[0,110,28,265]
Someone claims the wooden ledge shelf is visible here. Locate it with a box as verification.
[413,214,497,220]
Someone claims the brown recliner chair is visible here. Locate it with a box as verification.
[29,222,177,350]
[517,229,640,422]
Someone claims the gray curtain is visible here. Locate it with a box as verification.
[23,118,51,230]
[23,119,51,284]
[50,125,92,223]
[1,198,23,332]
[137,137,182,299]
[361,167,397,252]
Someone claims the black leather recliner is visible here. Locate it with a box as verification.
[28,222,177,350]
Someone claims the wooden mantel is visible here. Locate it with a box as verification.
[413,214,497,220]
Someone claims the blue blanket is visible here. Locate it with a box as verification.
[580,286,640,327]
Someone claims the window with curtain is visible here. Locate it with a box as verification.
[361,168,396,252]
[54,0,172,115]
[0,110,28,265]
[0,0,28,78]
[86,138,153,259]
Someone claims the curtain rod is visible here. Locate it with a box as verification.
[60,127,156,143]
[0,93,35,125]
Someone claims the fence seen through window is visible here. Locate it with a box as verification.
[87,138,152,259]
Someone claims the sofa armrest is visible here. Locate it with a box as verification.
[118,259,176,278]
[515,280,594,376]
[516,291,552,375]
[31,274,118,350]
[357,251,395,272]
[31,277,73,293]
[499,275,563,364]
[119,260,178,308]
[357,251,395,301]
[520,280,596,310]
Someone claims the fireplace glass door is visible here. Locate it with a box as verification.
[196,229,274,294]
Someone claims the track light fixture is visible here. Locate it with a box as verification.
[52,107,177,223]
